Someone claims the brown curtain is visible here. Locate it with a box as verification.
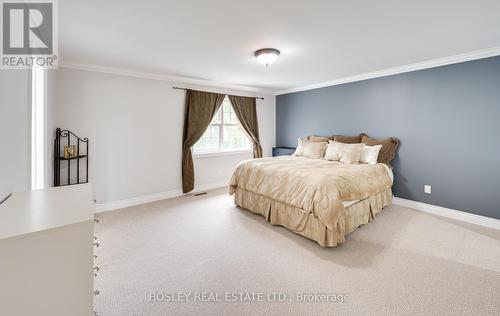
[228,95,263,158]
[182,90,225,193]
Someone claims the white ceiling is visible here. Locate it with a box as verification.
[60,0,500,94]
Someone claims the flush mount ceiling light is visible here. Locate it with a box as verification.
[254,48,280,67]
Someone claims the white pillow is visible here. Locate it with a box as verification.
[324,141,340,161]
[294,138,327,159]
[293,138,306,156]
[324,141,365,164]
[360,144,382,165]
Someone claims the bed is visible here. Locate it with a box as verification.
[229,155,394,247]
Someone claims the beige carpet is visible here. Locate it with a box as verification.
[94,188,500,316]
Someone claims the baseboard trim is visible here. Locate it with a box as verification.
[392,197,500,230]
[94,181,228,213]
[95,188,500,230]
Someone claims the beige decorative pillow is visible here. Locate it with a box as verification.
[333,133,366,144]
[294,138,327,159]
[324,141,365,164]
[308,135,330,143]
[302,141,327,159]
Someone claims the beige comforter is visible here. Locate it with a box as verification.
[229,156,393,229]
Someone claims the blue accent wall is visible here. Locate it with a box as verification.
[276,56,500,219]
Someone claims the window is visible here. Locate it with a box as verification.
[193,96,251,154]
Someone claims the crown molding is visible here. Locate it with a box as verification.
[276,46,500,95]
[60,47,500,97]
[59,61,276,96]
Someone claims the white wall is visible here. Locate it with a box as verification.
[0,70,31,199]
[53,68,275,204]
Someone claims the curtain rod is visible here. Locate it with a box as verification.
[172,87,265,100]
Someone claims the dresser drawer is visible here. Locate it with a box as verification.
[272,147,296,157]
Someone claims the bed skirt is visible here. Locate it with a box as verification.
[234,188,393,247]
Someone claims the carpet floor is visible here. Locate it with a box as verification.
[94,188,500,316]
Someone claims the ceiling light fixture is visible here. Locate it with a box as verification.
[254,48,280,67]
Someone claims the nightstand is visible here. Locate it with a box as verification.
[272,147,296,157]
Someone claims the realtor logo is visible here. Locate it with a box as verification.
[1,0,58,68]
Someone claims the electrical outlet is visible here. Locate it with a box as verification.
[424,185,432,194]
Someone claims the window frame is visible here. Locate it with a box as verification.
[193,97,252,157]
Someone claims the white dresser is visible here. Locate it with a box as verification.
[0,184,95,316]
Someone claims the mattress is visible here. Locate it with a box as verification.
[342,166,393,208]
[230,156,394,230]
